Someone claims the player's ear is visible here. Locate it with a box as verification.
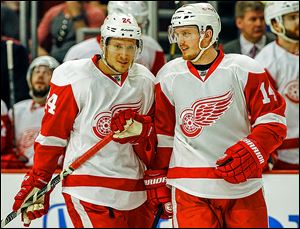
[99,38,104,51]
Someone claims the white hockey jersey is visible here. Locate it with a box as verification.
[155,50,286,199]
[63,35,166,75]
[33,55,155,210]
[9,100,45,166]
[255,41,299,165]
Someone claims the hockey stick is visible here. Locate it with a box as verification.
[6,40,16,148]
[1,132,113,228]
[151,204,164,228]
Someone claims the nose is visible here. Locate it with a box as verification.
[255,18,264,27]
[119,52,129,61]
[178,36,186,46]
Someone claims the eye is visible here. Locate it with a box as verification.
[127,45,135,50]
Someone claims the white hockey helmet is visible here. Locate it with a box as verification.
[264,1,299,42]
[169,3,221,45]
[168,3,221,62]
[26,56,59,101]
[100,12,143,54]
[107,1,149,29]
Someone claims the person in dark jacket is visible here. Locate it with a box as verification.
[1,37,30,109]
[223,1,275,58]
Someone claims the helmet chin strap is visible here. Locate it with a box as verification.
[273,21,299,44]
[191,33,215,63]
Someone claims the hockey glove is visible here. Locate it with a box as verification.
[144,169,173,219]
[215,137,268,184]
[110,109,153,144]
[12,170,52,227]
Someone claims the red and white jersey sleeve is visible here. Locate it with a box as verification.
[9,100,45,167]
[33,57,155,210]
[255,41,299,164]
[155,50,286,199]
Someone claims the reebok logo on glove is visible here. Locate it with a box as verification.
[242,138,264,164]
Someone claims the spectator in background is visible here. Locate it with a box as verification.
[255,1,299,170]
[1,1,20,40]
[8,56,61,168]
[223,1,275,58]
[1,37,30,109]
[38,1,106,63]
[64,1,166,76]
[89,0,108,16]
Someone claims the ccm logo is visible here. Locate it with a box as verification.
[144,177,166,185]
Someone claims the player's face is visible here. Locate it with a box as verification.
[31,65,52,92]
[174,26,201,60]
[283,12,299,40]
[236,10,265,43]
[106,38,137,74]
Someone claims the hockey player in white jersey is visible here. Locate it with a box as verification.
[12,13,156,228]
[64,1,166,76]
[255,1,299,170]
[8,56,60,168]
[143,3,287,228]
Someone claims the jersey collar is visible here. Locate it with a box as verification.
[187,48,225,82]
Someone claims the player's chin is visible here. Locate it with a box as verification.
[116,66,130,74]
[182,53,197,61]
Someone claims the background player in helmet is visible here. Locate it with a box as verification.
[142,2,286,228]
[255,1,299,170]
[12,13,156,228]
[64,1,166,76]
[6,56,60,168]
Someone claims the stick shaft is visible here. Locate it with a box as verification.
[1,133,113,228]
[151,204,164,228]
[6,40,16,148]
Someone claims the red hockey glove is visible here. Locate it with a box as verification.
[12,170,52,227]
[110,109,153,144]
[215,137,268,184]
[144,169,173,219]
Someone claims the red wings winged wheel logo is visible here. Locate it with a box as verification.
[179,91,234,138]
[92,100,142,139]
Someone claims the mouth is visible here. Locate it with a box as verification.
[180,46,188,51]
[35,82,45,85]
[118,61,129,65]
